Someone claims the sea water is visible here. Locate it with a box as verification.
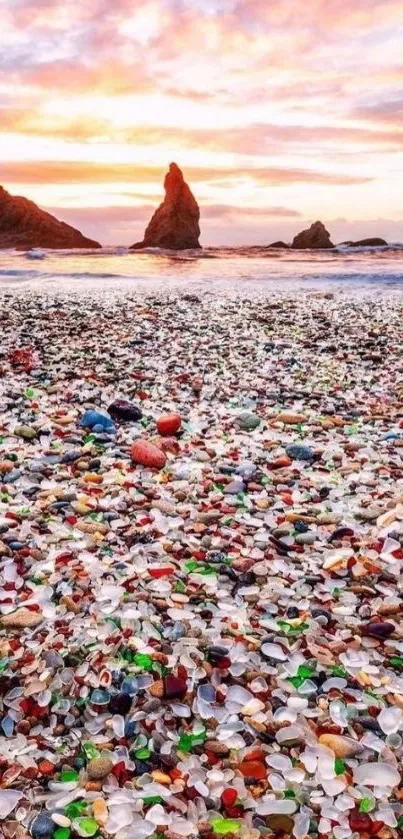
[0,244,402,296]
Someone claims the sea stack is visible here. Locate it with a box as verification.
[342,237,387,247]
[292,221,334,249]
[130,163,201,250]
[0,185,101,249]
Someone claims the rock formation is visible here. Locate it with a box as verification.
[0,185,101,249]
[342,237,387,247]
[267,241,290,249]
[130,163,201,250]
[292,221,334,250]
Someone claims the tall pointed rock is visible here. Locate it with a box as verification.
[131,163,201,250]
[0,185,101,249]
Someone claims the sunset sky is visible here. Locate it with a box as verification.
[1,0,402,245]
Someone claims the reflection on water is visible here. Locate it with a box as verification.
[0,245,402,295]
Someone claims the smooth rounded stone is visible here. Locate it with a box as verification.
[157,413,182,435]
[224,480,245,494]
[276,725,304,746]
[87,756,113,779]
[1,608,43,628]
[131,439,166,469]
[61,450,82,463]
[276,411,306,424]
[261,642,287,661]
[318,734,364,758]
[121,677,139,695]
[362,621,394,639]
[90,688,110,705]
[236,412,261,431]
[265,815,295,833]
[353,762,400,788]
[272,526,291,538]
[8,541,26,551]
[108,399,142,422]
[80,410,115,430]
[257,800,297,817]
[356,505,385,521]
[3,469,22,483]
[285,443,314,461]
[378,707,403,735]
[311,608,331,622]
[71,817,98,837]
[14,425,37,439]
[295,531,316,545]
[235,461,257,477]
[31,813,55,839]
[197,510,221,524]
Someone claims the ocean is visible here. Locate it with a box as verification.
[0,244,402,296]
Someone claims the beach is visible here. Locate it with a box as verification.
[1,271,403,838]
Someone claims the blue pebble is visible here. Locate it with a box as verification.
[3,469,22,483]
[61,451,82,463]
[121,676,139,695]
[286,443,314,461]
[125,719,137,737]
[80,409,114,430]
[135,759,150,774]
[1,714,14,736]
[30,813,55,839]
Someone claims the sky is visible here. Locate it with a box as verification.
[1,0,402,246]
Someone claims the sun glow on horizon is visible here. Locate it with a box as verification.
[0,0,402,245]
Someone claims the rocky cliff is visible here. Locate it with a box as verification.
[0,186,101,249]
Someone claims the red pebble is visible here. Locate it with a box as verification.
[157,413,182,436]
[160,437,180,453]
[221,788,238,808]
[149,567,174,578]
[131,440,166,469]
[349,811,372,832]
[163,674,187,699]
[238,760,267,780]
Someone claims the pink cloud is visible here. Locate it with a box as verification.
[0,161,372,187]
[1,0,402,236]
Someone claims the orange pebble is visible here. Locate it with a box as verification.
[157,413,182,436]
[38,759,55,775]
[238,760,267,780]
[131,440,166,469]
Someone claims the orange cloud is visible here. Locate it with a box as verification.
[0,161,372,187]
[1,0,402,239]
